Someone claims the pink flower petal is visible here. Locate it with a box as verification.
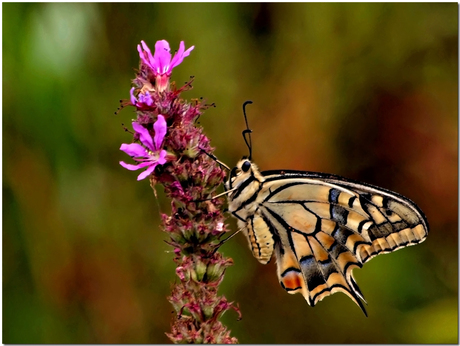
[120,142,146,157]
[119,161,149,171]
[153,40,171,74]
[153,115,167,150]
[169,41,185,69]
[132,122,154,151]
[137,44,146,64]
[129,87,137,105]
[157,149,168,165]
[170,41,194,70]
[137,43,148,67]
[137,163,157,180]
[137,40,155,69]
[183,45,194,58]
[141,41,154,62]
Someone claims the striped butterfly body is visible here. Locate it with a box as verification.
[225,158,429,315]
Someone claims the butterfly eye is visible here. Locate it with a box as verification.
[241,161,251,172]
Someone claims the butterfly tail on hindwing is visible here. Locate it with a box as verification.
[273,224,368,316]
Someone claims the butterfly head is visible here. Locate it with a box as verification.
[225,157,264,192]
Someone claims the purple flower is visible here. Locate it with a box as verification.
[138,40,194,76]
[130,87,153,107]
[137,40,194,91]
[120,115,168,181]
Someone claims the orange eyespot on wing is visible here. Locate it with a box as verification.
[280,269,304,292]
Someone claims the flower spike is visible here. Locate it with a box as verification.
[120,39,238,343]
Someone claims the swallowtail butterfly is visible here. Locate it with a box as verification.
[223,101,429,316]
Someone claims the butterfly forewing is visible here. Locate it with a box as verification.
[227,161,428,315]
[259,175,369,312]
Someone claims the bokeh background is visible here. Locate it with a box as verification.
[3,3,457,344]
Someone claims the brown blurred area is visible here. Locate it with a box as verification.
[3,3,457,343]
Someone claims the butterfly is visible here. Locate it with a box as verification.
[222,101,429,316]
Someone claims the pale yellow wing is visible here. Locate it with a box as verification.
[258,171,428,315]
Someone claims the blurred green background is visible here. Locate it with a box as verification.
[3,3,457,344]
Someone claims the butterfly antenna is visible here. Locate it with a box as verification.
[242,100,253,160]
[200,150,231,171]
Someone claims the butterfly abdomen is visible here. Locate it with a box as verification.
[241,213,275,264]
